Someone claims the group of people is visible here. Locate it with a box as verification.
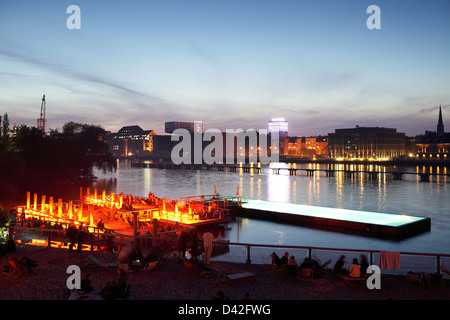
[271,251,371,279]
[73,268,129,300]
[178,229,215,266]
[333,255,369,278]
[66,223,88,253]
[2,255,38,275]
[271,252,319,277]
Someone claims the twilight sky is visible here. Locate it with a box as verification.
[1,0,449,137]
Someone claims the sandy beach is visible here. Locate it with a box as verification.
[1,244,449,302]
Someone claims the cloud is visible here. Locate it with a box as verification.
[0,44,163,102]
[420,104,450,114]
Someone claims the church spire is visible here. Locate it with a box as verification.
[437,105,444,135]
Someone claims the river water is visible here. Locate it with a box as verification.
[91,160,450,259]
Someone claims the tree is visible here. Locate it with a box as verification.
[0,112,9,151]
[8,121,116,182]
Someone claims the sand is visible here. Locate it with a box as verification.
[0,244,449,301]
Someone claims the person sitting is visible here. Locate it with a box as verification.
[100,270,128,300]
[100,280,116,300]
[300,257,312,269]
[360,255,369,275]
[96,218,105,231]
[17,256,38,273]
[349,258,361,278]
[271,252,289,267]
[212,290,229,300]
[286,256,298,276]
[80,274,93,293]
[333,255,347,274]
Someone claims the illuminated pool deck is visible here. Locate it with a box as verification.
[239,200,431,239]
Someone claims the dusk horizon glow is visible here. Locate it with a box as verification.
[1,0,449,137]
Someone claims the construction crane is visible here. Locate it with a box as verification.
[37,94,46,132]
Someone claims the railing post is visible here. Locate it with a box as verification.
[47,230,51,247]
[246,244,252,264]
[437,255,441,274]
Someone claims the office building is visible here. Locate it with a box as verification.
[328,126,406,160]
[107,125,156,158]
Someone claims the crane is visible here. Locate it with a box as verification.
[37,94,46,132]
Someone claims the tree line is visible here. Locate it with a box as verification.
[0,113,116,190]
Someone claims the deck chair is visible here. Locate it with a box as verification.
[285,265,299,278]
[300,268,314,279]
[143,260,158,274]
[88,254,118,271]
[270,254,286,277]
[320,259,332,270]
[182,260,199,275]
[4,259,23,278]
[406,272,425,289]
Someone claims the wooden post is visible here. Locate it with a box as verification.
[133,212,138,236]
[49,197,53,215]
[58,199,63,218]
[68,201,73,220]
[33,193,37,210]
[41,195,46,211]
[153,219,158,246]
[78,203,83,221]
[26,192,30,210]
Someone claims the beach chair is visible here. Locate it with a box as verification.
[270,254,286,277]
[300,268,314,280]
[406,272,425,290]
[320,259,332,270]
[4,258,23,278]
[88,254,118,271]
[182,260,199,275]
[143,260,158,274]
[285,265,299,278]
[210,266,255,286]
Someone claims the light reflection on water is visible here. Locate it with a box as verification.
[93,160,450,255]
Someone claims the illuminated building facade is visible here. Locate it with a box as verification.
[416,106,450,159]
[328,126,406,160]
[268,118,288,154]
[165,121,203,134]
[268,118,288,139]
[283,136,328,157]
[107,125,156,158]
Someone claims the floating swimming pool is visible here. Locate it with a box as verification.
[239,200,431,240]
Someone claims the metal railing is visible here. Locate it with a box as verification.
[216,242,450,277]
[5,225,450,277]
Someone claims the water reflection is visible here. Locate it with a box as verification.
[90,160,450,254]
[267,173,290,203]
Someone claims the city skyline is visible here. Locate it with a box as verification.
[1,0,449,137]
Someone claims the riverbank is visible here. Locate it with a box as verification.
[1,244,449,301]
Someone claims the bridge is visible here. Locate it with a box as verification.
[131,162,448,182]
